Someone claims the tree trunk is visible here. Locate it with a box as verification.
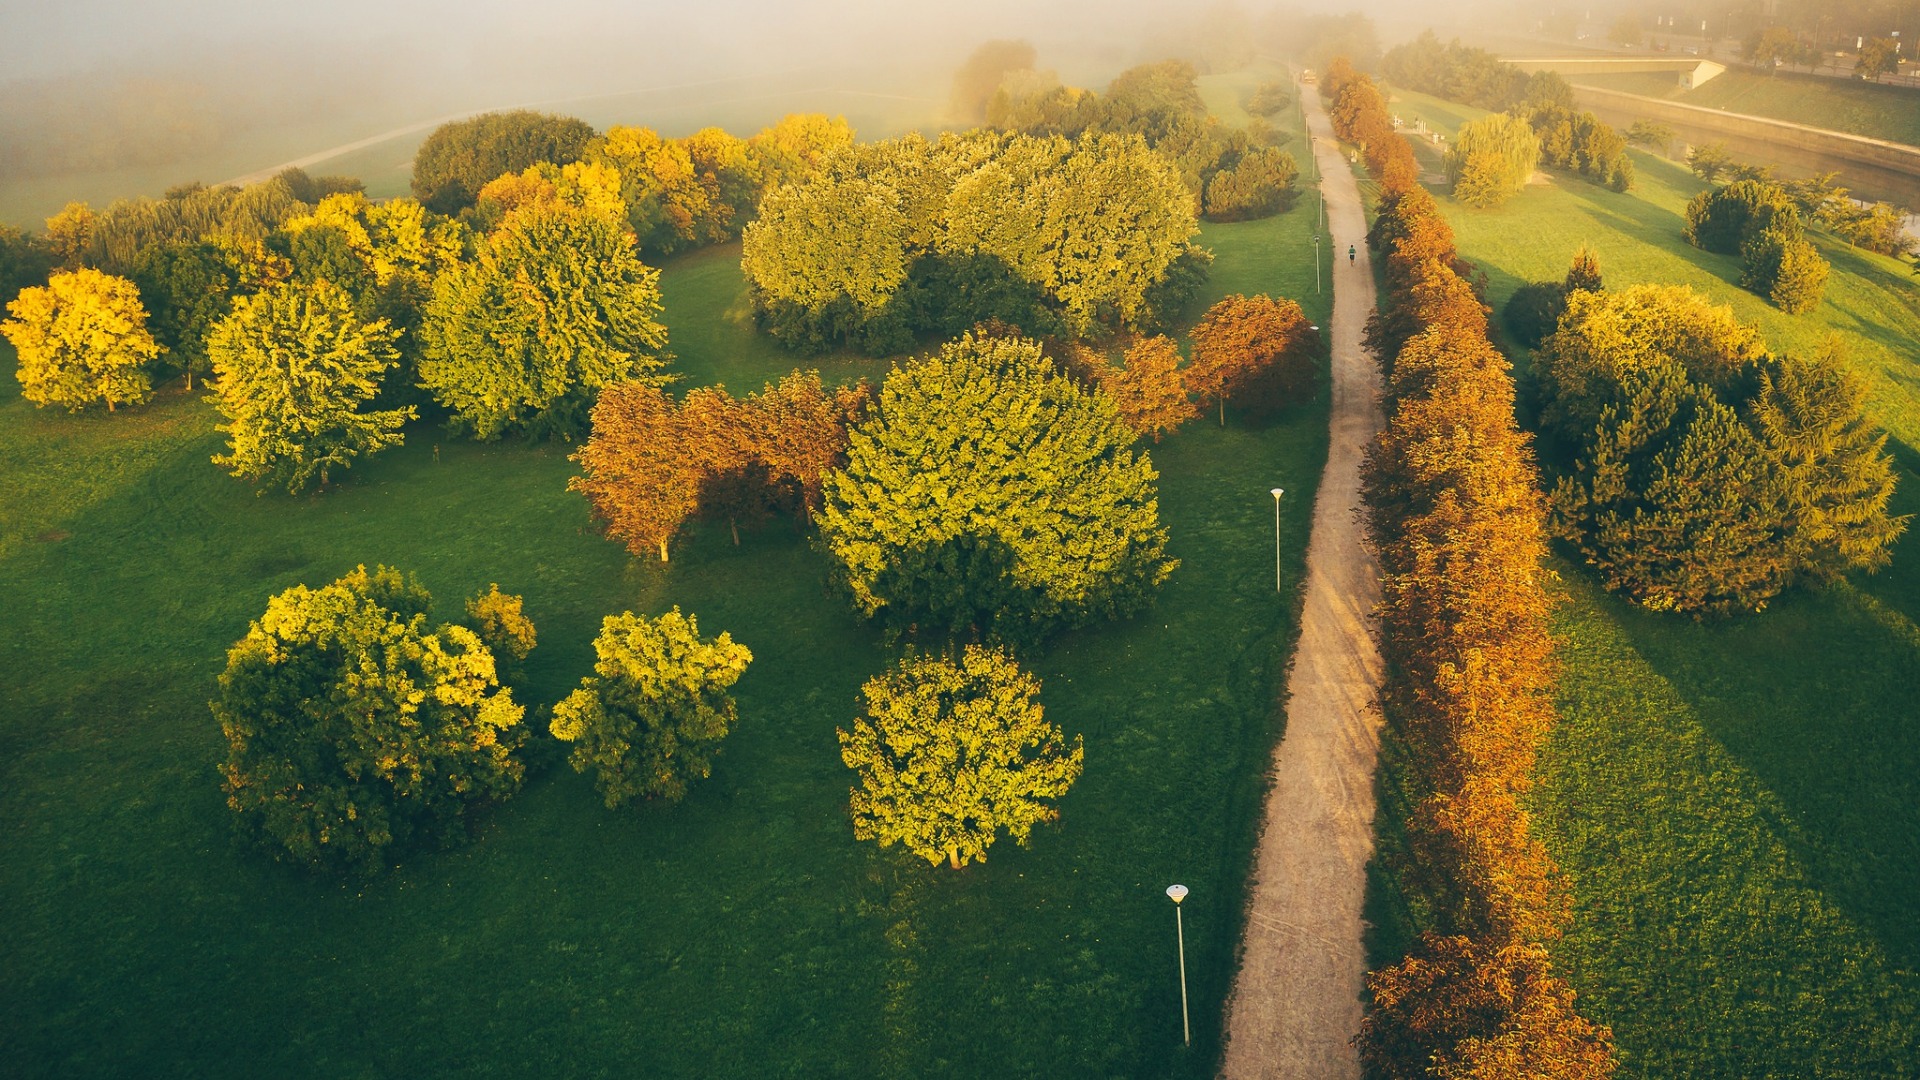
[1218,397,1226,427]
[948,847,961,870]
[659,539,670,563]
[730,517,740,546]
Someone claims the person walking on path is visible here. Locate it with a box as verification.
[1218,79,1387,1080]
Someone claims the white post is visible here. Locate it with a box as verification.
[1313,236,1321,294]
[1167,884,1191,1047]
[1271,488,1286,593]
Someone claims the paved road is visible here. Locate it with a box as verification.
[1218,82,1387,1080]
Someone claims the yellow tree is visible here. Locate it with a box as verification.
[43,201,96,268]
[2,267,159,412]
[838,646,1083,869]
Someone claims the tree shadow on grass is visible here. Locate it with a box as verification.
[1609,573,1920,976]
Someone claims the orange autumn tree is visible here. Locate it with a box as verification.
[1094,335,1199,441]
[572,371,869,561]
[1186,294,1318,424]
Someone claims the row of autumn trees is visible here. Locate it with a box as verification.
[1328,63,1619,1077]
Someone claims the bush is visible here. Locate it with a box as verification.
[1683,179,1798,254]
[1502,281,1567,348]
[411,111,596,215]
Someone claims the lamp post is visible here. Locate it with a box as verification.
[1270,488,1285,593]
[1166,884,1191,1047]
[1312,234,1321,294]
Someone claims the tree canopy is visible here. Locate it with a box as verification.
[1446,113,1540,209]
[1186,293,1319,423]
[549,608,752,808]
[213,566,527,873]
[2,267,159,412]
[818,333,1176,644]
[411,110,597,214]
[419,203,667,440]
[208,280,410,493]
[838,646,1083,869]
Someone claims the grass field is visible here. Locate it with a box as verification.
[1565,67,1920,147]
[1371,85,1920,1077]
[0,90,1331,1076]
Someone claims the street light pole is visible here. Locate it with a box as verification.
[1270,488,1285,593]
[1166,884,1191,1047]
[1313,234,1321,294]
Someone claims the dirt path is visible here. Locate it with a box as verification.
[1218,85,1386,1080]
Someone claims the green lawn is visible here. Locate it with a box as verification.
[1566,67,1920,147]
[1370,85,1920,1077]
[0,107,1330,1076]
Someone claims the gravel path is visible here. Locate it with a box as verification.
[1218,83,1387,1080]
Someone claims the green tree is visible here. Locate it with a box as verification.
[2,267,158,411]
[1445,114,1540,209]
[1550,362,1792,615]
[214,565,526,873]
[818,333,1177,644]
[1202,146,1299,222]
[411,110,596,214]
[208,281,410,493]
[1856,37,1901,80]
[951,39,1038,123]
[418,204,667,440]
[838,646,1083,869]
[1565,245,1603,295]
[549,608,752,808]
[1684,179,1799,254]
[1626,120,1674,150]
[1748,349,1908,581]
[1758,233,1829,314]
[1608,16,1643,47]
[1686,141,1735,183]
[132,238,239,389]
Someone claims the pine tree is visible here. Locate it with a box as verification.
[1749,350,1908,581]
[838,646,1083,869]
[1563,245,1603,295]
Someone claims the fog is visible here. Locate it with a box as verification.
[0,0,1773,223]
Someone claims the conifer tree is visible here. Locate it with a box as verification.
[838,646,1083,869]
[1748,350,1908,581]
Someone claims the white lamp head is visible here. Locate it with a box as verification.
[1271,488,1284,499]
[1166,884,1189,903]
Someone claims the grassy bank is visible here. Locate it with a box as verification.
[1565,67,1920,148]
[1368,85,1920,1077]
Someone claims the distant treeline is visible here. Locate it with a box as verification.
[1383,32,1634,194]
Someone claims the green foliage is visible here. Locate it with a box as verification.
[1503,280,1568,349]
[213,565,526,874]
[419,204,667,440]
[549,608,752,808]
[1550,362,1792,615]
[1244,80,1291,116]
[818,333,1176,645]
[208,281,410,493]
[411,110,597,215]
[1748,350,1908,581]
[1683,179,1799,254]
[88,175,310,275]
[1202,146,1300,222]
[1854,37,1901,80]
[1686,142,1735,184]
[2,266,158,412]
[1763,234,1830,314]
[0,223,54,306]
[131,238,240,388]
[1445,113,1539,209]
[838,646,1083,869]
[742,130,1201,349]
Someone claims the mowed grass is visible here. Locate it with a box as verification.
[1566,67,1920,147]
[0,140,1328,1075]
[1373,85,1920,1076]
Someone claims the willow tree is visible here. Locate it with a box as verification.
[1445,113,1540,209]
